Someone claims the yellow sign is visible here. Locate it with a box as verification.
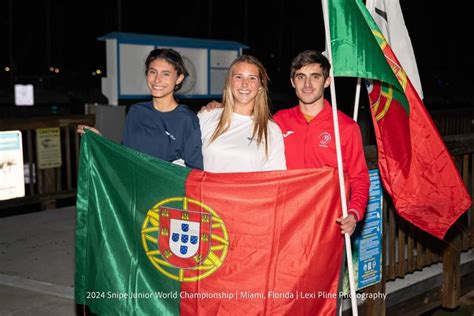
[36,127,62,169]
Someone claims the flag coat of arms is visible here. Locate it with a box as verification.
[75,132,346,315]
[327,0,471,239]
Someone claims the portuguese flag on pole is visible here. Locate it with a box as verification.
[75,131,345,315]
[327,0,471,239]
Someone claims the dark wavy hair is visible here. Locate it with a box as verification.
[145,48,189,91]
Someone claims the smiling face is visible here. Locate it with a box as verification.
[230,62,262,108]
[291,63,331,106]
[146,58,184,99]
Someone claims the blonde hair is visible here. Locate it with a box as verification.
[209,55,272,154]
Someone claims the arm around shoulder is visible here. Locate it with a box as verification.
[262,123,287,171]
[182,115,204,170]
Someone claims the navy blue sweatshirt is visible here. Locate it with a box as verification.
[122,102,203,170]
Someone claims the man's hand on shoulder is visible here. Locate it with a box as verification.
[199,100,222,113]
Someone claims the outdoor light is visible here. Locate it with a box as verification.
[5,66,10,72]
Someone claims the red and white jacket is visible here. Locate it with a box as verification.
[273,100,369,221]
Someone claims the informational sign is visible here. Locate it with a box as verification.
[36,127,62,169]
[0,131,25,200]
[344,169,383,291]
[14,84,34,106]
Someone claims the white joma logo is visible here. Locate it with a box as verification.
[283,131,294,138]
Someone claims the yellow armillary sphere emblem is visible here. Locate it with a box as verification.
[141,196,229,282]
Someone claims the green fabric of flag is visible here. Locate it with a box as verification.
[75,131,190,315]
[329,0,409,113]
[327,0,471,239]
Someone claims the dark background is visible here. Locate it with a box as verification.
[0,0,471,115]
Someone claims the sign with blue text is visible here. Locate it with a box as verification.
[344,168,383,291]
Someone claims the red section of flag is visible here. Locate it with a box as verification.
[181,168,345,315]
[368,81,411,178]
[370,44,471,239]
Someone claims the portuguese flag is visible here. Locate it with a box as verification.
[328,0,471,239]
[75,131,345,315]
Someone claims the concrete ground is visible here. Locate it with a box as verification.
[0,206,75,315]
[0,206,473,315]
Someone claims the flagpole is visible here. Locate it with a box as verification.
[321,0,359,315]
[353,0,367,122]
[353,78,362,121]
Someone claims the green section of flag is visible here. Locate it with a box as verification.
[75,131,190,315]
[329,0,409,113]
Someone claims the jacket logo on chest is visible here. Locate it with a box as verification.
[318,132,331,148]
[165,131,176,141]
[282,131,294,138]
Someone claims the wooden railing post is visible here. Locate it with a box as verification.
[364,273,386,315]
[441,228,461,309]
[41,168,57,210]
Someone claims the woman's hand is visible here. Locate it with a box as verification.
[77,125,101,136]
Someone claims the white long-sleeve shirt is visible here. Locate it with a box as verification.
[198,108,286,173]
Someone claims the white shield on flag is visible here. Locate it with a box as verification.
[169,219,200,258]
[158,207,212,268]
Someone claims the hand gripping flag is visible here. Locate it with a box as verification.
[75,131,346,315]
[327,0,471,239]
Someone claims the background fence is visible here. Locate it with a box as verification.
[0,115,94,210]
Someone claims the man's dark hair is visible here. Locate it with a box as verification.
[290,50,331,79]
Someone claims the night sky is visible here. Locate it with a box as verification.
[1,0,471,108]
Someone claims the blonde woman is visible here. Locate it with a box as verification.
[198,55,286,172]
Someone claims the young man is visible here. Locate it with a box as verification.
[273,50,369,235]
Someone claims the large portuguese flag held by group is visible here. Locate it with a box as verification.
[75,131,345,315]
